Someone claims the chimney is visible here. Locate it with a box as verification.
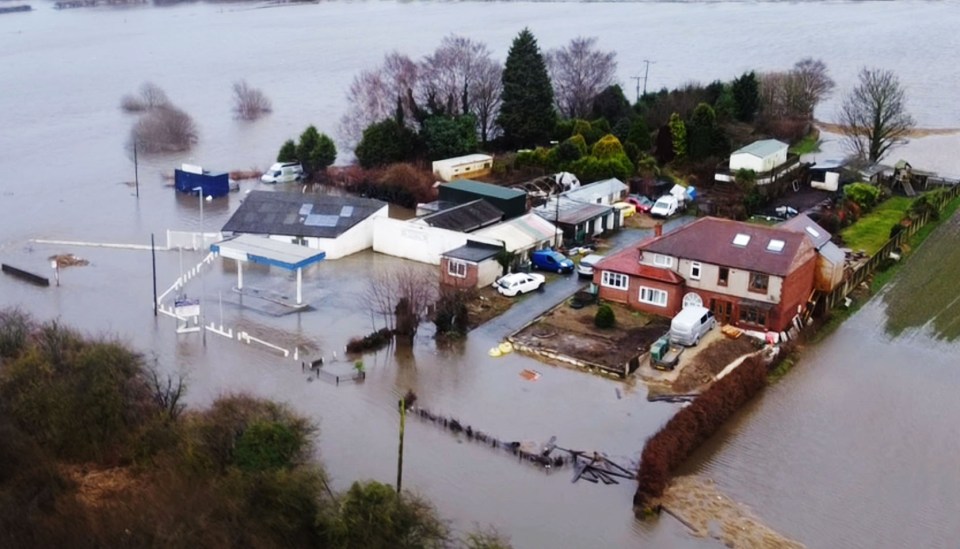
[654,223,663,237]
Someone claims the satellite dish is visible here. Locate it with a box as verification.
[682,292,703,308]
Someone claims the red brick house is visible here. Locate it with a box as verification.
[439,240,502,290]
[593,217,816,333]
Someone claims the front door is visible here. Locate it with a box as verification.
[712,299,733,324]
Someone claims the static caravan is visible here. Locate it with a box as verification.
[432,154,494,182]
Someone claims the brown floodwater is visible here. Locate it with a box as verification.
[3,2,960,547]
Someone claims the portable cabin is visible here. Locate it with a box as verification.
[175,164,229,198]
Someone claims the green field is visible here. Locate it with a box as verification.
[840,197,913,254]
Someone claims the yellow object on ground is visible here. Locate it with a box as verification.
[489,347,502,357]
[498,341,513,354]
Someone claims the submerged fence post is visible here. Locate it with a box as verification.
[397,397,406,494]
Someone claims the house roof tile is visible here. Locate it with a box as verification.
[595,246,685,284]
[221,191,386,239]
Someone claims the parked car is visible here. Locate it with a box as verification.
[650,195,681,218]
[576,253,605,278]
[261,162,304,184]
[668,305,716,346]
[612,201,637,218]
[530,249,575,273]
[494,272,545,297]
[626,194,655,213]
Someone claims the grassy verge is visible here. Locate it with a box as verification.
[840,196,913,254]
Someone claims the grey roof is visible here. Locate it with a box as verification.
[779,213,832,249]
[443,179,526,200]
[734,139,788,158]
[534,196,613,226]
[819,241,846,266]
[222,191,386,239]
[442,240,502,262]
[561,178,627,203]
[417,199,503,232]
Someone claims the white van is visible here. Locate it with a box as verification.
[650,195,680,218]
[577,254,605,278]
[261,162,304,184]
[669,305,716,346]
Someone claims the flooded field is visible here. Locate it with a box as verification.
[3,1,960,546]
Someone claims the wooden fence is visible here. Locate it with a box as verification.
[815,184,960,313]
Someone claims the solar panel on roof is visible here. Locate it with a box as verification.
[340,206,354,217]
[304,214,338,227]
[299,204,313,216]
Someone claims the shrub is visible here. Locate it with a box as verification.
[345,328,394,354]
[0,307,31,359]
[232,80,272,121]
[433,290,472,337]
[844,182,881,211]
[131,105,198,153]
[233,420,303,471]
[594,304,615,328]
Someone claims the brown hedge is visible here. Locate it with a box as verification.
[634,352,770,509]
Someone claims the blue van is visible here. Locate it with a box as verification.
[530,250,575,273]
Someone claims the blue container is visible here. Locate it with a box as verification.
[174,168,229,198]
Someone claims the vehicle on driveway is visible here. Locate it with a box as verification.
[668,305,716,346]
[576,253,605,278]
[613,201,637,218]
[530,249,575,273]
[626,194,654,213]
[494,272,546,297]
[650,195,681,218]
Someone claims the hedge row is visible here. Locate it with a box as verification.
[633,352,771,509]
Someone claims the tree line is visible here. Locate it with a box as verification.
[0,308,510,549]
[341,28,914,181]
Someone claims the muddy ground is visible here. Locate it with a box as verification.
[670,336,762,394]
[659,475,805,549]
[511,301,668,370]
[465,286,514,330]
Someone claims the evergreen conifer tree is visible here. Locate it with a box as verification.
[497,29,557,148]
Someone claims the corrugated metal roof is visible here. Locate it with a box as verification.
[221,191,386,239]
[534,196,613,226]
[734,139,788,159]
[443,180,526,200]
[432,154,493,168]
[211,234,326,270]
[472,213,558,252]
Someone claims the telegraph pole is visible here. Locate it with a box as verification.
[641,59,657,96]
[396,396,406,494]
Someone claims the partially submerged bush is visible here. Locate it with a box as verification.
[232,80,272,121]
[345,327,394,354]
[120,81,170,113]
[131,105,198,153]
[433,289,472,337]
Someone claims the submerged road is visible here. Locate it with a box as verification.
[481,216,695,337]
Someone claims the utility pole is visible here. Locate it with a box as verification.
[151,233,158,316]
[396,396,406,494]
[641,59,656,96]
[630,75,643,103]
[133,139,140,198]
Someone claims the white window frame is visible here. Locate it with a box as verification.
[690,261,702,280]
[447,259,468,278]
[653,254,673,268]
[639,286,668,307]
[601,271,628,290]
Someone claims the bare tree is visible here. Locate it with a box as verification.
[146,367,186,421]
[131,105,198,153]
[232,80,272,120]
[839,67,915,162]
[120,81,170,113]
[788,58,835,120]
[471,57,503,144]
[546,36,617,119]
[339,52,419,148]
[759,58,835,121]
[360,265,437,344]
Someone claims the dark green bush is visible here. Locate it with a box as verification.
[594,304,615,329]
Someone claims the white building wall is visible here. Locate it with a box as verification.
[373,217,499,265]
[265,205,387,260]
[729,148,788,173]
[477,259,502,287]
